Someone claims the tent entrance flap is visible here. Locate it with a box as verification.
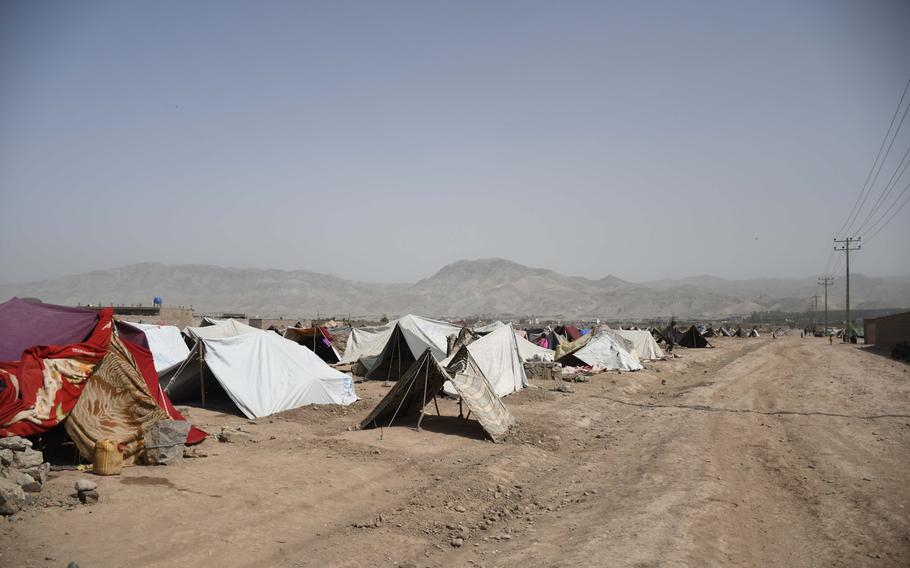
[360,350,449,429]
[366,325,416,381]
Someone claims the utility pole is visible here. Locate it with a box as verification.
[818,276,833,337]
[810,295,820,333]
[834,237,861,342]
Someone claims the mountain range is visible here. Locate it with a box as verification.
[2,259,908,320]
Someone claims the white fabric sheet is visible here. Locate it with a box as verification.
[571,332,643,371]
[130,323,191,374]
[615,330,665,361]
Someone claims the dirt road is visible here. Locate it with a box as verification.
[2,336,908,567]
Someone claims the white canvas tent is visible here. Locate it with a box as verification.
[444,323,528,397]
[473,321,505,334]
[558,332,643,371]
[615,329,665,361]
[515,334,555,362]
[166,319,357,419]
[473,321,555,362]
[339,323,394,368]
[128,322,191,375]
[342,315,462,380]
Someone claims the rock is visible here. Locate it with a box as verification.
[0,477,26,515]
[0,437,32,451]
[454,504,467,513]
[75,479,98,492]
[143,420,189,465]
[399,563,419,568]
[67,563,79,568]
[15,472,41,493]
[23,463,49,486]
[78,490,99,505]
[0,449,13,466]
[12,448,44,469]
[218,428,252,443]
[450,537,464,548]
[553,384,574,393]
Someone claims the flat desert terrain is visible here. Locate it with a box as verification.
[2,336,908,567]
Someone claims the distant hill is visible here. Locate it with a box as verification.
[642,274,910,312]
[1,259,908,320]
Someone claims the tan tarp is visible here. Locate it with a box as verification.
[65,333,167,464]
[554,333,592,361]
[446,346,516,440]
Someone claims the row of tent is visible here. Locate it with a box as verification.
[650,324,764,346]
[1,298,681,451]
[347,316,672,440]
[135,314,667,440]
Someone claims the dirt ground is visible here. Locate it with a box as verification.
[2,336,909,568]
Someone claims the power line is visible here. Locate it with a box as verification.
[854,141,910,235]
[836,78,910,238]
[861,177,910,238]
[862,180,910,243]
[847,94,910,236]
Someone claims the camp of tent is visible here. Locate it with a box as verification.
[1,296,759,472]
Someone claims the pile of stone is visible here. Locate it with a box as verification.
[74,479,98,504]
[524,361,560,381]
[0,436,50,515]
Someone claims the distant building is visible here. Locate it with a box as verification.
[86,305,195,329]
[864,311,910,350]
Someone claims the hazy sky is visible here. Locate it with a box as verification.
[2,0,909,285]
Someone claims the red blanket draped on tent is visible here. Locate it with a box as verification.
[0,306,205,444]
[0,309,114,437]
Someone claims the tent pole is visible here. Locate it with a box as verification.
[433,396,441,416]
[458,398,463,419]
[417,360,429,432]
[396,328,402,380]
[198,342,206,408]
[387,329,397,382]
